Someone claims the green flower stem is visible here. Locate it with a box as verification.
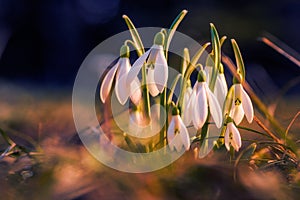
[192,134,223,142]
[141,65,151,119]
[165,10,188,60]
[209,23,221,91]
[159,88,167,148]
[177,43,210,111]
[122,15,145,56]
[123,15,151,119]
[167,74,182,105]
[197,25,221,149]
[236,125,272,138]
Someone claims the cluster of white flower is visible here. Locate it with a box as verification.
[99,14,254,155]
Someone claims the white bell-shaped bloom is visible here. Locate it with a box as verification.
[127,33,168,97]
[167,114,190,151]
[229,83,253,125]
[100,57,141,105]
[214,73,228,108]
[224,121,242,152]
[193,81,222,129]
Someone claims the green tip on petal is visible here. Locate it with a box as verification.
[232,73,242,84]
[172,106,180,115]
[219,63,224,74]
[197,70,206,82]
[225,116,234,124]
[154,32,165,46]
[120,44,130,58]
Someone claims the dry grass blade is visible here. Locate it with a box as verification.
[259,34,300,67]
[253,116,281,144]
[285,111,300,143]
[222,54,285,137]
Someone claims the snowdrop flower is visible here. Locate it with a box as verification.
[185,70,222,130]
[229,82,253,125]
[214,64,228,108]
[127,32,168,97]
[224,118,242,152]
[100,45,141,105]
[167,107,190,151]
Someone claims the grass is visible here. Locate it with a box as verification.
[0,81,299,199]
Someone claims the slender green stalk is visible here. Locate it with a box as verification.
[177,43,211,110]
[141,75,151,119]
[123,15,151,119]
[159,89,167,147]
[165,10,188,60]
[209,23,221,91]
[196,25,222,153]
[122,15,145,56]
[236,125,272,138]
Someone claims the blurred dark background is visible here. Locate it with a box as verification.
[0,0,299,93]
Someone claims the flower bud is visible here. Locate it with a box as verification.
[154,32,165,46]
[197,70,206,82]
[120,44,130,58]
[172,106,180,116]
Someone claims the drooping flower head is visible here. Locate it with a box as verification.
[224,117,241,152]
[184,69,222,130]
[226,39,254,125]
[100,45,141,105]
[167,107,190,151]
[227,74,254,125]
[127,32,168,97]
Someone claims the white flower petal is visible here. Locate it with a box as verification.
[220,74,228,94]
[193,83,208,129]
[173,134,183,152]
[129,77,142,105]
[204,66,213,85]
[154,48,168,92]
[241,87,254,123]
[146,68,160,96]
[167,117,176,144]
[231,123,242,151]
[183,88,195,126]
[115,58,130,105]
[100,62,119,103]
[182,86,193,124]
[214,74,228,108]
[127,49,150,85]
[230,84,244,125]
[184,86,193,102]
[178,116,190,151]
[205,83,222,128]
[147,45,159,63]
[231,104,244,125]
[224,125,230,151]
